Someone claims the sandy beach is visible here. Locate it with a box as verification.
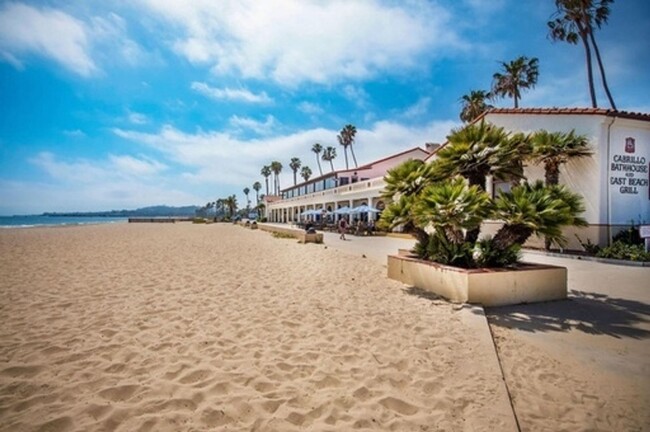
[0,223,516,431]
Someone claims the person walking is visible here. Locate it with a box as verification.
[338,217,348,240]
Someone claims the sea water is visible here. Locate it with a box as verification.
[0,215,128,228]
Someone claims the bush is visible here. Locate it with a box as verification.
[612,226,643,246]
[473,238,521,268]
[271,231,296,240]
[597,241,650,262]
[575,234,600,254]
[192,218,207,224]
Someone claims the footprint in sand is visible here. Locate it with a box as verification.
[98,384,140,402]
[35,416,74,432]
[1,365,44,378]
[378,396,419,416]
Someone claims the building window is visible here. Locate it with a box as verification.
[339,177,349,186]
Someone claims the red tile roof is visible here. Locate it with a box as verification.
[481,107,650,122]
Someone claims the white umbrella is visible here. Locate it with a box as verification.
[351,204,380,214]
[333,206,351,214]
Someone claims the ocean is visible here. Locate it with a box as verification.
[0,215,128,228]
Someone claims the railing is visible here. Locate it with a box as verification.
[269,178,385,208]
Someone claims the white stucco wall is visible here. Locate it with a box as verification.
[483,112,650,245]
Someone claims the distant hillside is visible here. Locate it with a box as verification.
[43,205,199,217]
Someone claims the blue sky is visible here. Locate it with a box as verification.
[0,0,649,215]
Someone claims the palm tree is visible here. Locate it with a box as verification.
[224,195,238,217]
[300,166,312,182]
[270,161,282,195]
[260,165,272,195]
[337,124,358,169]
[252,181,262,205]
[492,56,539,108]
[243,187,251,210]
[312,143,324,176]
[289,157,301,186]
[433,121,526,190]
[492,181,588,250]
[322,146,337,172]
[531,130,592,185]
[459,90,494,123]
[548,0,616,109]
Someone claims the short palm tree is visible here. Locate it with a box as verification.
[492,181,588,250]
[312,143,324,176]
[252,181,262,205]
[492,56,539,108]
[531,130,592,185]
[381,159,430,200]
[300,166,312,182]
[260,165,272,195]
[459,90,494,123]
[322,146,337,172]
[433,121,525,190]
[270,161,282,195]
[548,0,616,109]
[289,157,301,186]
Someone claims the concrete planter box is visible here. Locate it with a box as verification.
[257,223,323,244]
[387,254,567,307]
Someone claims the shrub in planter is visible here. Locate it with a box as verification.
[379,121,587,269]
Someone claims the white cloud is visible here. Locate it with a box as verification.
[138,0,464,85]
[229,115,277,135]
[191,81,272,103]
[30,151,167,183]
[63,129,86,138]
[343,85,370,108]
[0,2,96,76]
[112,118,460,189]
[298,102,324,115]
[402,97,432,119]
[128,111,149,125]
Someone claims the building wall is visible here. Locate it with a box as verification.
[484,112,650,247]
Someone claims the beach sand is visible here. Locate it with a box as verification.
[0,223,515,431]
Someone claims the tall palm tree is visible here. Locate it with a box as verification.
[289,157,301,186]
[322,146,337,172]
[312,143,324,176]
[492,56,539,108]
[300,166,312,182]
[270,161,282,195]
[459,90,494,123]
[337,124,358,169]
[548,0,616,109]
[243,187,250,210]
[252,181,262,205]
[260,165,272,195]
[531,130,592,185]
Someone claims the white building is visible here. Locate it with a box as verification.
[465,108,650,248]
[265,146,431,223]
[266,108,649,248]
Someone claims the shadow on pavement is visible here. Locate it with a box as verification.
[485,290,650,339]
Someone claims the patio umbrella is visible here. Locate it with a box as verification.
[350,204,380,214]
[333,206,351,214]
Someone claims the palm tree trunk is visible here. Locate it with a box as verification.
[544,162,560,186]
[329,160,335,172]
[343,147,349,170]
[514,92,519,109]
[493,224,533,251]
[293,172,297,186]
[588,30,616,110]
[265,178,269,196]
[316,157,323,176]
[577,22,597,108]
[350,144,358,168]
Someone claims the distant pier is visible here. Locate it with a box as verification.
[128,217,192,223]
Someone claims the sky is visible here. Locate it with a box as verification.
[0,0,649,215]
